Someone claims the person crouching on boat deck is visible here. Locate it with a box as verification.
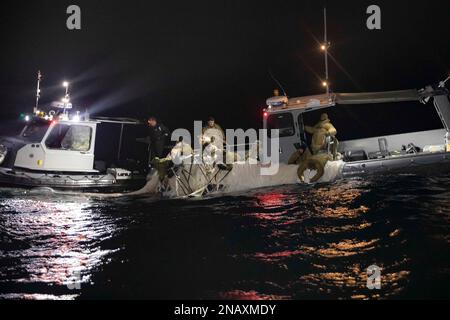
[169,137,193,165]
[202,116,225,148]
[305,113,337,156]
[288,142,331,183]
[147,116,170,161]
[288,142,311,166]
[152,137,193,182]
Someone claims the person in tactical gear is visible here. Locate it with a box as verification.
[304,113,337,155]
[147,116,170,160]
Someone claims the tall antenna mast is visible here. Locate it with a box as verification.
[62,81,70,115]
[321,7,330,95]
[34,70,42,114]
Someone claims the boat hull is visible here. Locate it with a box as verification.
[0,167,146,192]
[342,151,450,177]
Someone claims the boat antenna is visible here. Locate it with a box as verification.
[268,69,288,97]
[438,74,450,88]
[34,70,42,114]
[321,7,330,96]
[62,81,70,115]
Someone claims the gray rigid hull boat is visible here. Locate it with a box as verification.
[263,81,450,178]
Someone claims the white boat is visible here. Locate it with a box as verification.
[0,115,148,191]
[0,74,147,192]
[261,8,450,178]
[263,83,450,178]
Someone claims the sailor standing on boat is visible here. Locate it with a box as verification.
[147,116,170,161]
[305,113,337,156]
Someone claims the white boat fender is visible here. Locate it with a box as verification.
[423,145,445,153]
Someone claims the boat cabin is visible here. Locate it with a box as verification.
[14,116,98,172]
[8,114,144,173]
[263,86,450,164]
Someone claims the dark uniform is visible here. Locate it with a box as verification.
[148,123,170,160]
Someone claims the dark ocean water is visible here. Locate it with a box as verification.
[0,173,449,300]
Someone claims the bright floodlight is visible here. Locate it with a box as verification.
[322,81,328,87]
[321,44,326,51]
[63,81,69,87]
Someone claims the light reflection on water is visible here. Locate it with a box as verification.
[0,173,450,299]
[214,176,448,300]
[0,190,118,299]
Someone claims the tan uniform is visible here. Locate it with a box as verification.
[153,142,193,181]
[151,157,171,181]
[202,124,225,139]
[288,148,312,165]
[305,114,337,155]
[288,148,331,183]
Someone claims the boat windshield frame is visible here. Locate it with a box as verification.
[20,118,51,143]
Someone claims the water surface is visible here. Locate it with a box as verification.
[1,173,449,299]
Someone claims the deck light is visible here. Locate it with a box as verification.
[322,81,328,87]
[321,44,326,51]
[72,111,81,122]
[63,81,69,88]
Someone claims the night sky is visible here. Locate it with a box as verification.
[0,0,449,134]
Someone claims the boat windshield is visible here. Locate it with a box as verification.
[21,119,50,142]
[45,124,92,151]
[266,113,295,137]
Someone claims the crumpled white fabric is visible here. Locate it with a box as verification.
[302,160,345,184]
